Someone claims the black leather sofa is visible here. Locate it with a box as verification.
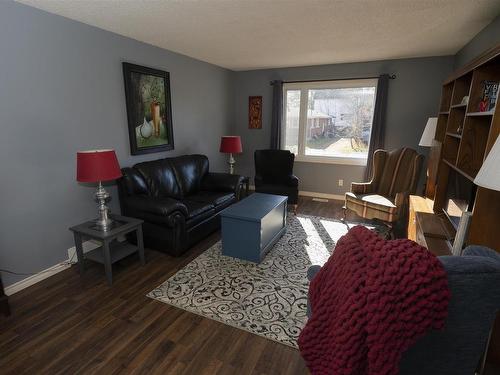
[117,154,243,256]
[254,150,299,210]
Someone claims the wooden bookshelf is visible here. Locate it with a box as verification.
[435,113,448,142]
[430,43,500,252]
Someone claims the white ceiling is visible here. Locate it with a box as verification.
[18,0,500,71]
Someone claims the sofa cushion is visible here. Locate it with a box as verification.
[183,200,215,228]
[120,167,149,196]
[133,159,182,199]
[170,155,209,196]
[201,172,244,193]
[124,196,188,226]
[188,191,235,208]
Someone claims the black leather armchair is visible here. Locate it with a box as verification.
[117,155,243,256]
[254,150,299,211]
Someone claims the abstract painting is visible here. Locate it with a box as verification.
[249,96,262,129]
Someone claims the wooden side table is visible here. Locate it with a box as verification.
[69,215,145,285]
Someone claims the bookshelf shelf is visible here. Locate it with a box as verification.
[467,110,495,117]
[442,159,475,182]
[450,103,467,109]
[446,132,462,139]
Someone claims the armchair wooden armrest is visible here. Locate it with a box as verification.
[395,191,411,221]
[394,191,410,207]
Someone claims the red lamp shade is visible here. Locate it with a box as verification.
[219,136,242,154]
[76,149,122,183]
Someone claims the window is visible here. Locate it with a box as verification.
[282,79,378,165]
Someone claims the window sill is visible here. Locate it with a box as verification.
[294,155,368,166]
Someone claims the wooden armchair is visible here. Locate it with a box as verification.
[344,148,424,228]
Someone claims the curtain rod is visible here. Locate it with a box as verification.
[270,74,396,85]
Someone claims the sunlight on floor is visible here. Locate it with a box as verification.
[297,217,377,266]
[297,217,333,266]
[320,219,375,237]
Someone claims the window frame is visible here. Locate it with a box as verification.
[281,78,378,166]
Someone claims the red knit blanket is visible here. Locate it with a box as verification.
[298,226,450,375]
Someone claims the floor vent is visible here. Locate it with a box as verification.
[312,197,329,203]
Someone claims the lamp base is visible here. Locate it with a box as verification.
[228,153,236,175]
[94,182,114,231]
[95,216,113,232]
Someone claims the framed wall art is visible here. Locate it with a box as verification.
[122,62,174,155]
[249,96,262,129]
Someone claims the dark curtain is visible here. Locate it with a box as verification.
[270,80,283,149]
[364,74,390,180]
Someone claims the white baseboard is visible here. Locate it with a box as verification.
[4,262,72,296]
[4,240,100,296]
[248,185,344,201]
[299,190,344,201]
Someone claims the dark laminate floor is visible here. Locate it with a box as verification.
[0,197,365,375]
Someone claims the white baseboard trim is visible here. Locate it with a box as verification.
[248,185,344,201]
[4,240,100,296]
[4,262,71,296]
[299,190,344,201]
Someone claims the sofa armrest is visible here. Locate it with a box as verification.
[201,172,244,193]
[394,191,409,207]
[124,196,188,227]
[351,182,374,194]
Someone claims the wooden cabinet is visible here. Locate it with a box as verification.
[408,195,452,256]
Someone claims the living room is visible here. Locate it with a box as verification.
[1,1,500,374]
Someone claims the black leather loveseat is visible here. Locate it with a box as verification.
[117,154,243,256]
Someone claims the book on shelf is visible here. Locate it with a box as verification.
[479,80,498,112]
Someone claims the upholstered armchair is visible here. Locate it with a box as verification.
[306,245,500,375]
[344,148,424,228]
[254,150,299,212]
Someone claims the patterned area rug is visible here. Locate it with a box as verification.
[147,215,380,348]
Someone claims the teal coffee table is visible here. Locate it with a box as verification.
[220,193,287,263]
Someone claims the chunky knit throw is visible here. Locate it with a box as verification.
[298,226,450,375]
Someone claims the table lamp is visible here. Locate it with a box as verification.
[220,136,242,174]
[419,117,438,197]
[419,117,438,147]
[77,149,122,231]
[474,136,500,191]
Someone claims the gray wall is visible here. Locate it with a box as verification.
[454,15,500,69]
[232,57,454,194]
[0,2,234,287]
